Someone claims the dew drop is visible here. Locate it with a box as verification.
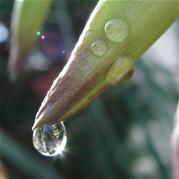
[104,18,129,43]
[91,40,108,56]
[32,122,67,157]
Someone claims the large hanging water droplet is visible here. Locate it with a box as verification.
[91,40,108,56]
[104,18,129,43]
[32,122,67,157]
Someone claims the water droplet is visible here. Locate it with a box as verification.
[91,40,108,56]
[104,18,129,43]
[33,122,67,157]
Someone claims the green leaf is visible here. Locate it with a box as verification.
[32,0,178,129]
[8,0,52,80]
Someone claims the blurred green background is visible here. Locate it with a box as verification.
[0,0,178,179]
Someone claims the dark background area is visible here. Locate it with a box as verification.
[0,0,178,179]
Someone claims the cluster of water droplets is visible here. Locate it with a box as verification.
[33,122,67,157]
[91,18,131,85]
[91,18,129,56]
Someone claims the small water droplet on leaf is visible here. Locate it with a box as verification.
[105,18,129,43]
[91,40,108,56]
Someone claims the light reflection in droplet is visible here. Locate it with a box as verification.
[33,122,67,157]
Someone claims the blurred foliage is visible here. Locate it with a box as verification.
[0,0,178,179]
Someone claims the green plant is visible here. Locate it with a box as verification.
[31,0,178,129]
[8,0,52,80]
